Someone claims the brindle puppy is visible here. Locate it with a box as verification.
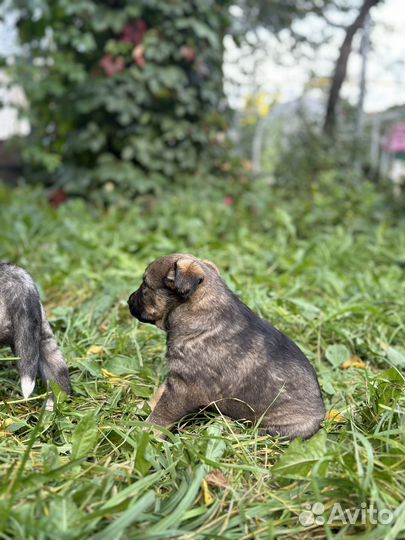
[128,254,325,439]
[0,262,71,409]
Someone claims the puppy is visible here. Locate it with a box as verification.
[128,254,325,439]
[0,262,71,408]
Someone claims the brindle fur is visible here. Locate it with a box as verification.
[0,262,71,407]
[128,254,325,439]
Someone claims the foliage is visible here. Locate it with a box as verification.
[0,176,404,539]
[2,0,231,199]
[253,107,381,189]
[272,119,338,188]
[233,0,334,36]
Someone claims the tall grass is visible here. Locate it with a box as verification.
[0,177,404,539]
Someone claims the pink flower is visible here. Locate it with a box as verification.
[132,44,145,68]
[120,20,147,45]
[100,54,125,77]
[49,189,67,208]
[385,123,405,153]
[223,196,235,206]
[180,46,196,63]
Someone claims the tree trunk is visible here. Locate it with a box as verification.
[323,0,381,135]
[355,13,371,141]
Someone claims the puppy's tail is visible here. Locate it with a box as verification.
[13,306,41,399]
[39,306,72,397]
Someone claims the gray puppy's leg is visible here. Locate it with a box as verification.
[12,306,41,399]
[39,306,72,409]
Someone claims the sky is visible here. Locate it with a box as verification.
[224,0,405,113]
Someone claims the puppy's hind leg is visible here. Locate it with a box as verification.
[13,309,41,399]
[39,306,72,409]
[267,415,324,440]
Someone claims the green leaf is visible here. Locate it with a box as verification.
[271,431,329,479]
[135,431,152,476]
[205,424,227,462]
[386,347,405,367]
[41,444,60,472]
[325,344,350,368]
[289,298,321,320]
[91,491,155,540]
[49,380,68,407]
[320,377,336,396]
[274,208,296,236]
[98,471,164,512]
[71,412,98,460]
[148,465,206,533]
[48,497,81,536]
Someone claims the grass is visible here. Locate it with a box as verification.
[0,175,404,540]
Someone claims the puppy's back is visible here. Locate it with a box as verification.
[199,284,325,438]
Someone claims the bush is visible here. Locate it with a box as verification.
[3,0,231,200]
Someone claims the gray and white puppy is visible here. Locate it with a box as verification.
[128,254,325,440]
[0,262,71,408]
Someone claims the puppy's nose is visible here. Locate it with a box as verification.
[128,292,135,305]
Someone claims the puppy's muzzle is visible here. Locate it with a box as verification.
[127,291,156,324]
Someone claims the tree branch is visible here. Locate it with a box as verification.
[323,0,382,135]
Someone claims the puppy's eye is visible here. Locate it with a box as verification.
[143,280,156,292]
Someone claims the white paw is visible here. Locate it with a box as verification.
[21,376,35,399]
[45,397,54,411]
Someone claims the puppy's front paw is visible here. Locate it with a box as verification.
[143,417,168,440]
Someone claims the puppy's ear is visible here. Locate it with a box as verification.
[202,259,220,275]
[165,258,204,298]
